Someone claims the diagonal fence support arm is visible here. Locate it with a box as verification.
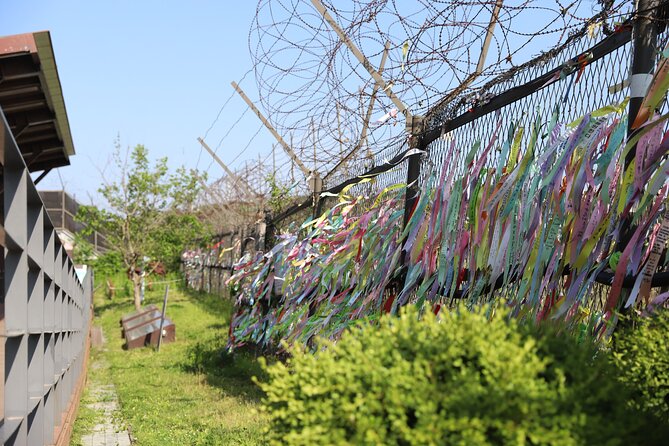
[311,0,412,123]
[324,40,391,182]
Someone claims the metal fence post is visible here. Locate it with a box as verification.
[264,211,275,251]
[402,147,423,229]
[401,117,425,272]
[627,0,662,146]
[402,117,425,230]
[620,0,661,250]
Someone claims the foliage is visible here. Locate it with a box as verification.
[73,242,125,280]
[72,233,96,265]
[260,307,667,446]
[266,173,292,215]
[76,143,207,309]
[152,212,210,271]
[612,308,669,419]
[78,284,268,445]
[92,250,125,278]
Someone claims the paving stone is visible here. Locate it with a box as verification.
[80,357,133,445]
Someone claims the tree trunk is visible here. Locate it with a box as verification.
[132,272,142,310]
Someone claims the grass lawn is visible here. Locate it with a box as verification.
[74,278,268,445]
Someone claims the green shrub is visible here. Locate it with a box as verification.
[613,308,669,419]
[183,334,228,374]
[260,307,667,445]
[93,250,124,276]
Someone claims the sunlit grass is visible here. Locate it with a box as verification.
[70,348,105,445]
[79,277,268,445]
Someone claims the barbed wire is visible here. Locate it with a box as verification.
[248,0,635,178]
[196,68,253,170]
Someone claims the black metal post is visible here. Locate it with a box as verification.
[314,195,324,219]
[626,0,661,164]
[33,167,52,185]
[402,114,425,231]
[264,211,275,251]
[401,129,425,271]
[402,149,423,229]
[620,0,661,249]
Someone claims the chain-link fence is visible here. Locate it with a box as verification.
[273,20,644,233]
[182,223,265,296]
[204,6,669,312]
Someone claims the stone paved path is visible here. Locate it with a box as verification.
[80,383,132,446]
[80,331,133,446]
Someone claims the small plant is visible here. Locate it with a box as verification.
[266,173,292,215]
[260,307,667,445]
[183,335,228,374]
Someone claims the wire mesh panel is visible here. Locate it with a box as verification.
[422,28,634,190]
[273,206,314,234]
[268,18,665,261]
[1,112,92,446]
[320,139,410,218]
[182,224,271,296]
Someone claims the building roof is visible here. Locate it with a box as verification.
[0,31,75,171]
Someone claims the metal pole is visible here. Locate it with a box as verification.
[197,137,257,199]
[157,285,169,352]
[403,144,423,230]
[620,0,660,249]
[33,168,52,185]
[264,211,275,251]
[231,81,313,178]
[311,0,412,121]
[476,1,503,75]
[627,0,660,163]
[272,143,276,176]
[420,1,503,124]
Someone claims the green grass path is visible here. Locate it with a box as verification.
[73,281,267,445]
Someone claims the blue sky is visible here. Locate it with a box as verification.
[1,0,276,203]
[2,1,625,205]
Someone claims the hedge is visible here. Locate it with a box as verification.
[613,308,669,420]
[259,307,668,445]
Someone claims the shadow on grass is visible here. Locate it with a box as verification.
[179,286,236,320]
[93,297,134,317]
[181,333,267,403]
[176,286,269,403]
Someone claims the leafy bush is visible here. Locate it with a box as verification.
[613,308,669,419]
[93,250,125,277]
[183,334,228,374]
[260,307,667,445]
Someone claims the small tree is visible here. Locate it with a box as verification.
[77,144,205,309]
